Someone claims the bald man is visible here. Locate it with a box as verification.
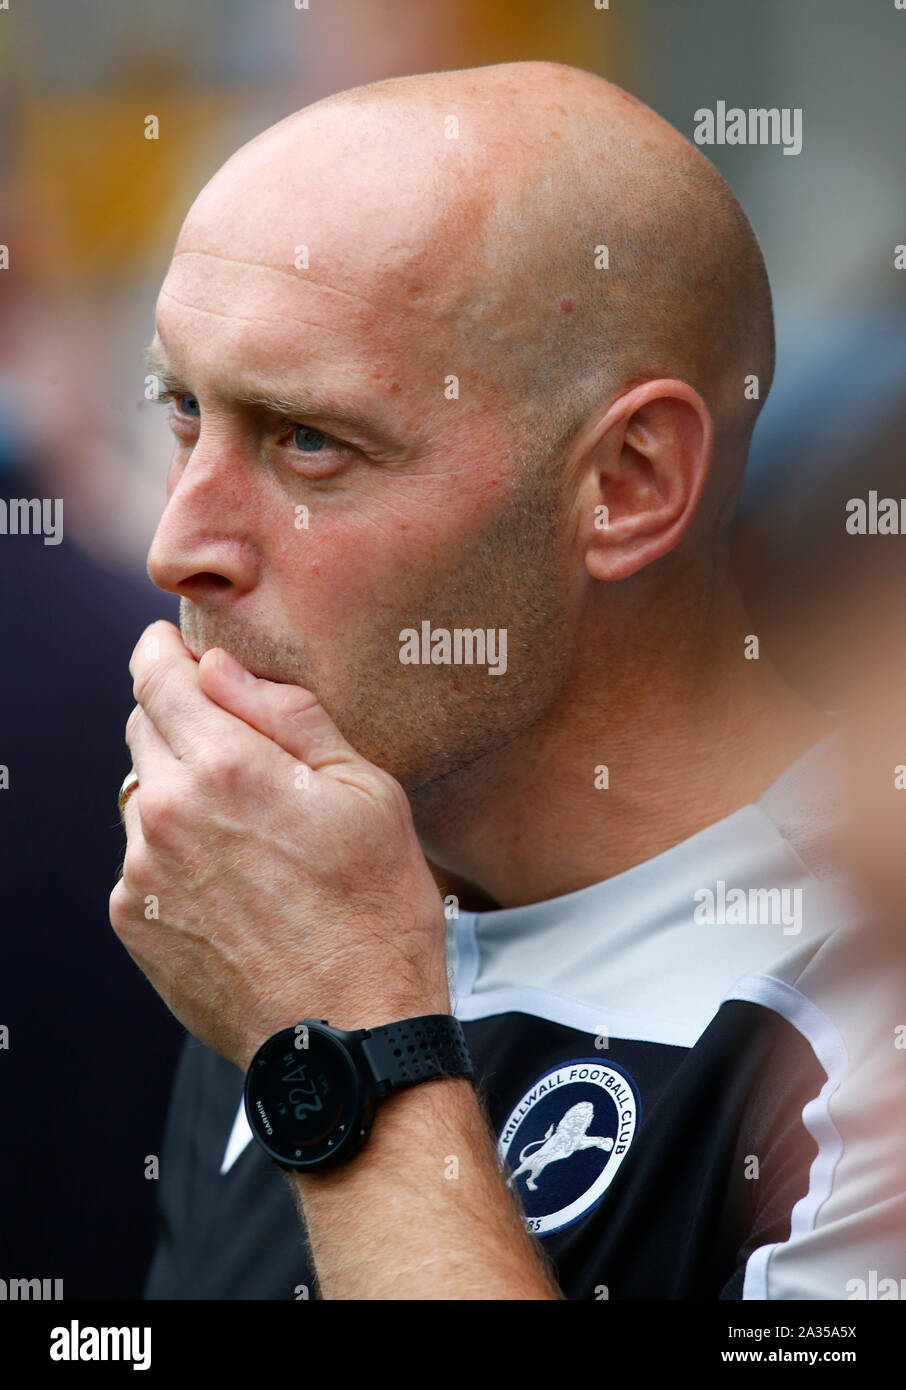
[110,63,904,1301]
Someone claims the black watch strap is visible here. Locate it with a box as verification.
[359,1013,475,1094]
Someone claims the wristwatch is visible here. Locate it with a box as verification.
[243,1014,476,1172]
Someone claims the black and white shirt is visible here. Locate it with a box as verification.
[144,734,906,1299]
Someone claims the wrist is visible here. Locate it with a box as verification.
[238,980,453,1073]
[243,1010,473,1174]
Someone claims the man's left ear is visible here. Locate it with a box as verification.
[572,379,712,582]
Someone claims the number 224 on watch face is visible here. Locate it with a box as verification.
[247,1027,364,1168]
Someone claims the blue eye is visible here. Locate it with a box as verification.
[177,392,200,416]
[293,425,327,452]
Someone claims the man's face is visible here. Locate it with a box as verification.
[145,114,576,800]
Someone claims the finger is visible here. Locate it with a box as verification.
[125,702,178,785]
[197,648,361,773]
[129,620,215,760]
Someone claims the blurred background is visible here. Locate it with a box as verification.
[0,0,903,1297]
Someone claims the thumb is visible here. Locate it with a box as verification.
[198,648,360,773]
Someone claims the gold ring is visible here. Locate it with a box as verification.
[117,769,140,824]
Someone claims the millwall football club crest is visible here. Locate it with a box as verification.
[499,1059,640,1235]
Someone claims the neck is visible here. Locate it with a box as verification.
[412,566,834,911]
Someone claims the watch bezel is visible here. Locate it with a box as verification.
[244,1021,373,1172]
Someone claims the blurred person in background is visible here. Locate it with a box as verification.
[0,435,185,1297]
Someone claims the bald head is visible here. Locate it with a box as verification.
[183,61,773,515]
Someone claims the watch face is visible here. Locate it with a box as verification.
[245,1025,363,1169]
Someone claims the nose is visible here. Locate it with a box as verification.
[146,446,260,603]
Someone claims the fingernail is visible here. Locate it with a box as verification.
[216,649,255,683]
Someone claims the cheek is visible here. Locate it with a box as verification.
[267,510,439,629]
[314,511,402,569]
[261,453,508,638]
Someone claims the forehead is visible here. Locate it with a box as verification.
[155,109,490,391]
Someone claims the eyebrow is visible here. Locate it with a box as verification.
[142,340,400,449]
